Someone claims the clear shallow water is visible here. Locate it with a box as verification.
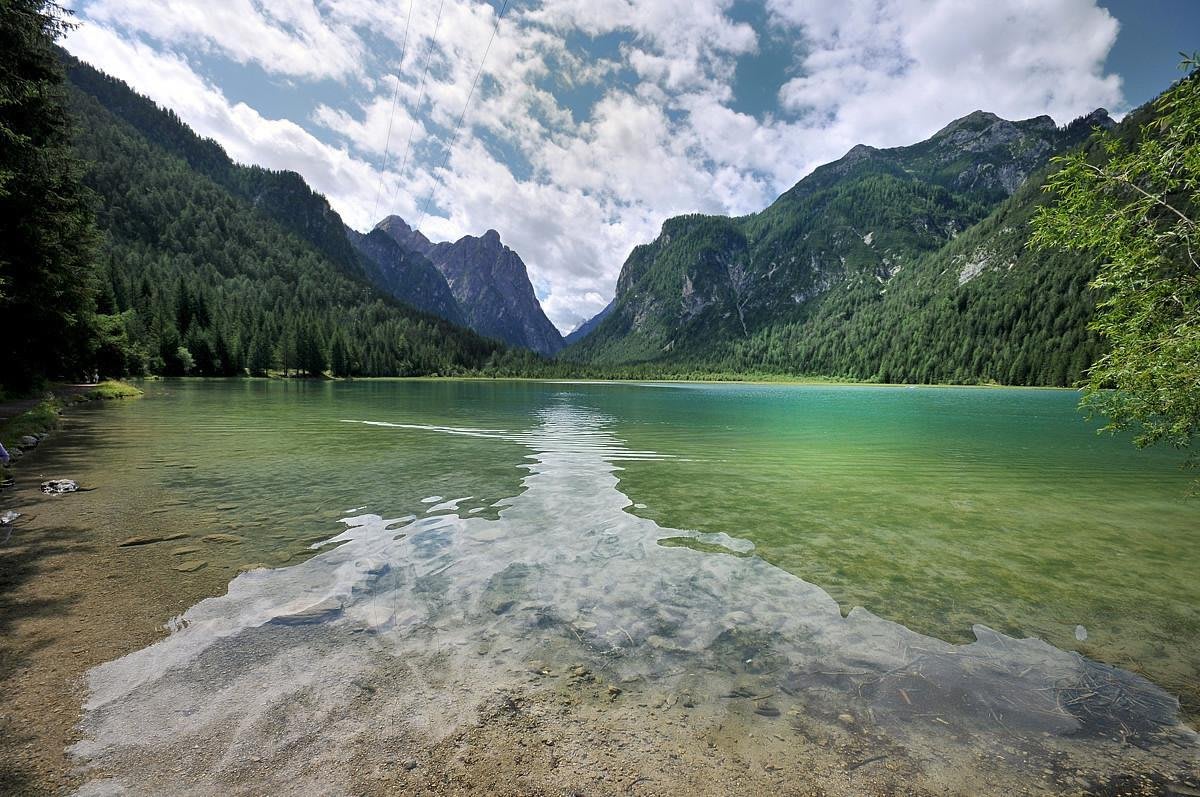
[60,379,1200,792]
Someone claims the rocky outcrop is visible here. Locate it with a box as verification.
[376,219,564,356]
[347,227,465,325]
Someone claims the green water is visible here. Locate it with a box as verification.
[64,379,1200,714]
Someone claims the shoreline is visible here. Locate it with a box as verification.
[0,395,235,796]
[127,373,1082,391]
[0,382,143,464]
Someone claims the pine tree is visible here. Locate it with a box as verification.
[247,335,274,377]
[0,1,98,390]
[329,331,351,378]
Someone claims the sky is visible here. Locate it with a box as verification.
[60,0,1199,333]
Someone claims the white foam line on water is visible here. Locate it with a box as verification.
[341,417,678,463]
[342,419,509,438]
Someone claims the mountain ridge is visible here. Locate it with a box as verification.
[373,215,564,356]
[60,51,508,378]
[346,227,466,326]
[562,105,1115,380]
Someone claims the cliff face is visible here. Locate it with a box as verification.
[376,217,563,356]
[347,227,464,326]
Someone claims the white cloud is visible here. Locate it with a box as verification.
[78,0,363,80]
[64,0,1127,333]
[769,0,1122,153]
[62,21,383,228]
[312,93,426,158]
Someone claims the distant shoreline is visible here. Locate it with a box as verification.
[138,374,1081,391]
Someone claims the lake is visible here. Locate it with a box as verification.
[60,379,1200,794]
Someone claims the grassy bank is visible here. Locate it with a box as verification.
[0,381,142,453]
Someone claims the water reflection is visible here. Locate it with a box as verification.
[73,397,1199,794]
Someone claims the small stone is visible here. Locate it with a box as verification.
[19,435,38,449]
[202,533,244,544]
[173,559,208,573]
[607,685,622,697]
[118,533,189,547]
[40,479,78,494]
[401,759,418,771]
[837,713,855,725]
[171,546,201,556]
[238,563,270,573]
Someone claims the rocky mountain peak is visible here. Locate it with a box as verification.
[375,214,432,255]
[1067,107,1116,132]
[374,216,563,356]
[933,110,1003,139]
[844,143,878,160]
[347,225,464,326]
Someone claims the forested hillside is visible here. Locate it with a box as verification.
[5,38,1169,390]
[564,108,1119,386]
[63,54,510,378]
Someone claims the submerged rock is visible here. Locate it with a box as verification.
[202,533,244,544]
[40,479,78,494]
[238,563,270,573]
[19,435,39,449]
[173,560,208,573]
[1,510,21,525]
[69,406,1200,795]
[118,533,189,547]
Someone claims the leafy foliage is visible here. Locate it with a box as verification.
[1033,57,1200,450]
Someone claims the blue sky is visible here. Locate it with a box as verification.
[62,0,1192,332]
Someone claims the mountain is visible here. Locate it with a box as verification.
[563,107,1115,384]
[347,227,465,326]
[376,215,435,256]
[61,52,506,378]
[375,216,564,356]
[563,300,614,346]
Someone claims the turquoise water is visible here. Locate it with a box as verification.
[68,379,1199,715]
[60,378,1200,792]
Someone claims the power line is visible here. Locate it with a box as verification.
[370,0,415,222]
[413,0,512,232]
[389,0,447,210]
